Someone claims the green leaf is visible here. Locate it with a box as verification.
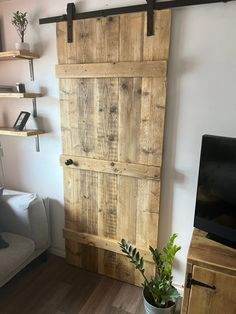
[120,234,181,308]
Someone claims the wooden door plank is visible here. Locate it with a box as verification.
[96,78,119,161]
[60,79,97,157]
[136,180,160,249]
[118,78,142,164]
[56,61,167,78]
[119,13,144,62]
[97,173,118,239]
[63,228,153,263]
[143,10,172,61]
[75,17,120,64]
[56,22,67,64]
[117,176,138,245]
[139,78,166,166]
[61,155,161,180]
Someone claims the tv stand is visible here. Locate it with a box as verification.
[207,233,236,250]
[182,229,236,314]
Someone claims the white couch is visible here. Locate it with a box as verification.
[0,189,50,287]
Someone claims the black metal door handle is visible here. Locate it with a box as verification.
[65,159,74,166]
[187,273,216,290]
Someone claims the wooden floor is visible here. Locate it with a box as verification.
[0,255,181,314]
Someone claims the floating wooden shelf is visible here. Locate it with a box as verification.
[0,128,44,137]
[0,93,42,98]
[0,50,39,61]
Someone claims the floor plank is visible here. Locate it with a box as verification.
[0,255,181,314]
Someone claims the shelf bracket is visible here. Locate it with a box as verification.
[35,135,40,152]
[29,59,35,81]
[147,0,155,36]
[32,98,37,118]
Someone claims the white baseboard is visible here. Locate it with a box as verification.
[49,246,66,258]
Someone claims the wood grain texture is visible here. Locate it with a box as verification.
[60,77,166,166]
[0,128,44,137]
[181,230,236,314]
[188,229,236,276]
[188,266,236,314]
[57,11,171,64]
[63,228,153,262]
[57,10,171,285]
[0,93,42,98]
[0,50,39,60]
[61,155,161,180]
[56,61,167,78]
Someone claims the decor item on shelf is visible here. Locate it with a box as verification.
[120,234,181,314]
[11,11,29,51]
[16,83,25,93]
[13,111,30,131]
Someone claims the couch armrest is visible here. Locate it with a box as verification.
[0,189,49,250]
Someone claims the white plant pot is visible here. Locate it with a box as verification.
[143,289,177,314]
[15,42,30,51]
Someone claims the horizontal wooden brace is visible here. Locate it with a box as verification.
[63,228,153,263]
[61,155,161,180]
[56,61,167,78]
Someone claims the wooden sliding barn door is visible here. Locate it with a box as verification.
[56,10,171,285]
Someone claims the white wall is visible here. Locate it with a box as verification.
[0,0,236,287]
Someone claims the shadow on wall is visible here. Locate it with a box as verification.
[48,198,65,251]
[158,9,194,269]
[0,17,5,51]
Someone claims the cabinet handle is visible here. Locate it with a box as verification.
[187,273,216,290]
[65,159,74,166]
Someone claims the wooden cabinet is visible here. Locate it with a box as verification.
[182,229,236,314]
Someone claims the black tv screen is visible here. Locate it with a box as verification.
[194,135,236,247]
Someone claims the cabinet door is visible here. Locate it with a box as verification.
[188,265,236,314]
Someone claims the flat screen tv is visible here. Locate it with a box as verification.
[194,134,236,249]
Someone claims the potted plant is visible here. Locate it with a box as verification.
[11,11,29,51]
[120,234,181,314]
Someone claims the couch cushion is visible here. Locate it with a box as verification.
[0,191,36,237]
[0,232,35,283]
[0,190,49,249]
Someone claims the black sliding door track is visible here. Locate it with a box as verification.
[39,1,235,42]
[39,1,234,25]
